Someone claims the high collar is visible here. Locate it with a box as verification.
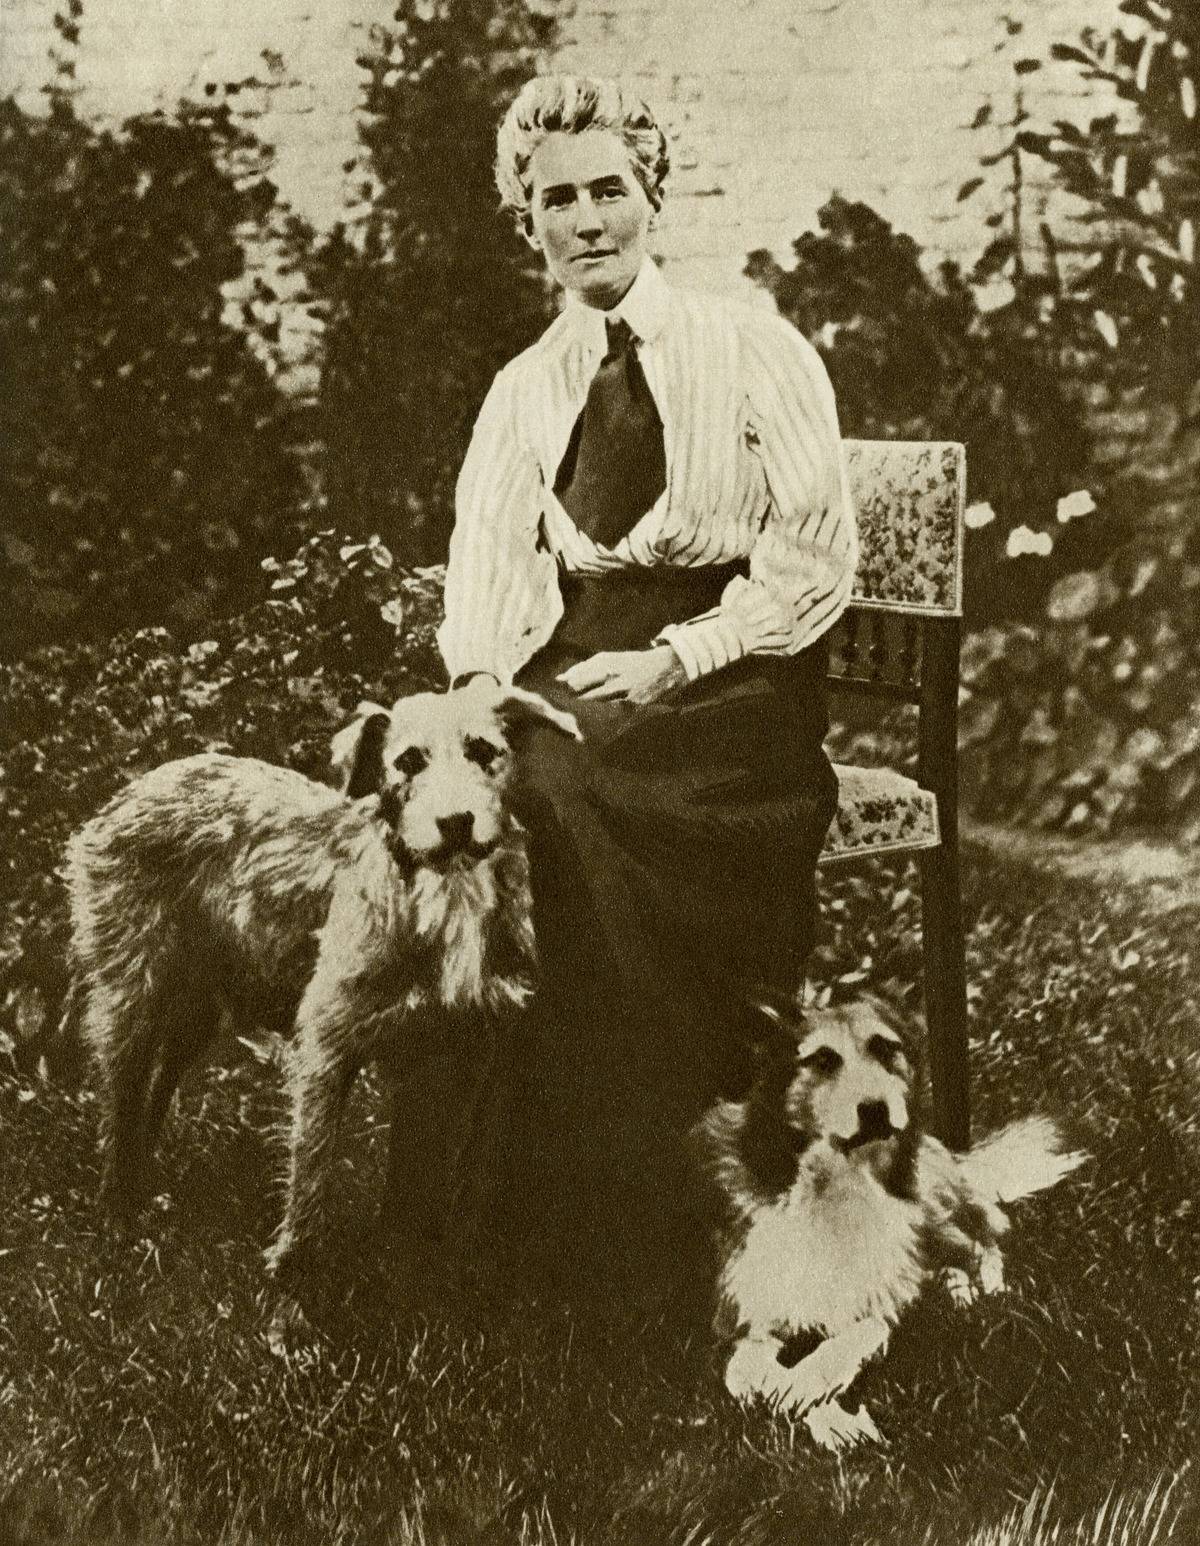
[565,257,671,352]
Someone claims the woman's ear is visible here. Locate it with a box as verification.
[522,211,541,251]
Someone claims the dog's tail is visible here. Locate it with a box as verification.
[958,1116,1086,1206]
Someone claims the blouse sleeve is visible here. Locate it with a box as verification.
[437,366,555,684]
[655,312,858,681]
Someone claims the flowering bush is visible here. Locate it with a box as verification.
[959,512,1200,836]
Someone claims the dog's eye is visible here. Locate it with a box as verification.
[464,736,504,771]
[800,1046,842,1077]
[868,1035,905,1071]
[393,746,428,778]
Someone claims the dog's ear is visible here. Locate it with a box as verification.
[330,701,391,797]
[748,984,804,1036]
[493,686,582,742]
[742,986,804,1086]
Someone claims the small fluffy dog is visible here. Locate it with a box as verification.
[698,993,1085,1452]
[65,681,578,1286]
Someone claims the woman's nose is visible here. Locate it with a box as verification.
[575,194,603,237]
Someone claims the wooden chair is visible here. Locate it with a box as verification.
[818,440,969,1150]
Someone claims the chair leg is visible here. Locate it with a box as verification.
[918,842,970,1151]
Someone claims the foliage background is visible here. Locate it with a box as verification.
[0,4,1197,1543]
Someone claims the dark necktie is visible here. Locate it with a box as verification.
[554,316,667,551]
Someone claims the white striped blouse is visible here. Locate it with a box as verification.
[438,258,858,685]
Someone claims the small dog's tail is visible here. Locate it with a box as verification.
[958,1116,1086,1206]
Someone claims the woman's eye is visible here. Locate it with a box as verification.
[394,746,428,778]
[801,1047,842,1077]
[465,736,503,771]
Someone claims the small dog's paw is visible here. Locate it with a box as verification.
[942,1266,978,1307]
[978,1244,1006,1295]
[724,1336,783,1404]
[805,1400,883,1453]
[266,1295,321,1362]
[489,974,535,1013]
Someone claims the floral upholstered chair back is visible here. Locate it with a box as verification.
[843,441,964,616]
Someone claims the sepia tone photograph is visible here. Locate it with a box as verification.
[1,0,1197,1541]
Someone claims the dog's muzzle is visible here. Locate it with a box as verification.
[835,1099,901,1153]
[378,796,500,871]
[431,812,500,866]
[391,812,498,871]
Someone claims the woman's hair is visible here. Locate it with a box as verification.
[495,74,670,228]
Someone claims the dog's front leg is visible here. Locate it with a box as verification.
[266,1040,359,1286]
[758,1316,890,1452]
[773,1314,891,1410]
[724,1331,791,1403]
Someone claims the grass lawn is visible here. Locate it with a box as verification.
[0,840,1197,1545]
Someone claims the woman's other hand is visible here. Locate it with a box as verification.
[557,645,686,705]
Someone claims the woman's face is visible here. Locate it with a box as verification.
[524,129,655,310]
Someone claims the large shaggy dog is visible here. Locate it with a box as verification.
[64,682,579,1287]
[698,994,1085,1452]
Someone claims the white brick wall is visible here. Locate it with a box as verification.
[2,0,1119,300]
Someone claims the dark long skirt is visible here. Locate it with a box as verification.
[489,562,838,1290]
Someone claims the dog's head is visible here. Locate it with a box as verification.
[737,991,922,1200]
[330,683,580,870]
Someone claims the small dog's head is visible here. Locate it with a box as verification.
[331,683,580,870]
[738,991,921,1199]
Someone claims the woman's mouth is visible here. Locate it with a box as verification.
[574,250,616,263]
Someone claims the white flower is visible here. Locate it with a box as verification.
[1047,570,1103,622]
[1135,38,1156,94]
[1007,525,1054,559]
[1056,489,1097,523]
[367,536,394,570]
[965,500,997,530]
[976,277,1016,314]
[1093,309,1119,348]
[1136,180,1164,216]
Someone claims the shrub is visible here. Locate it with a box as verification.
[958,518,1200,836]
[0,93,311,654]
[951,0,1200,835]
[746,196,1096,624]
[1018,0,1199,434]
[309,0,556,566]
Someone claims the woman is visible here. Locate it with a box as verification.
[439,75,857,1277]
